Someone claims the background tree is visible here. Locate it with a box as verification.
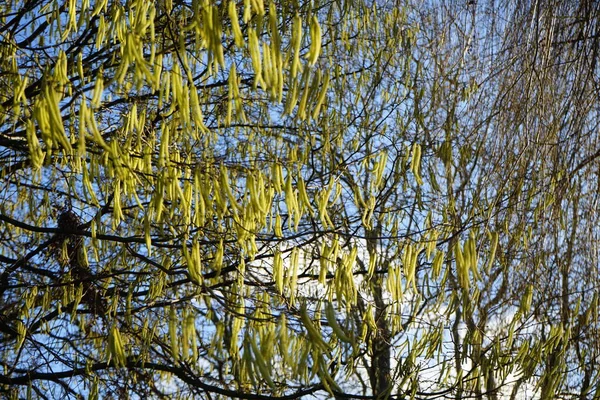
[1,0,600,399]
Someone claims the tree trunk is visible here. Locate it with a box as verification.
[370,281,392,399]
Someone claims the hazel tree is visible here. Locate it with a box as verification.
[2,0,600,399]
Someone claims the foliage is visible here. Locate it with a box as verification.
[1,0,600,399]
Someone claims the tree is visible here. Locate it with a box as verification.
[1,0,600,399]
